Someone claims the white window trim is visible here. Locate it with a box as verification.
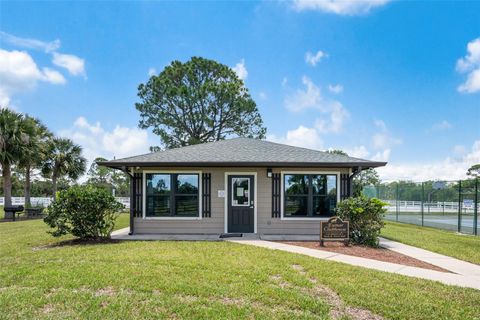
[280,171,340,221]
[142,170,203,220]
[224,172,257,234]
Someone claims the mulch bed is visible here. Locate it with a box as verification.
[281,241,450,273]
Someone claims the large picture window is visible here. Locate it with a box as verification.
[145,173,199,217]
[284,174,337,218]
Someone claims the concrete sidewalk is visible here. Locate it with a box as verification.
[227,239,480,290]
[379,237,480,277]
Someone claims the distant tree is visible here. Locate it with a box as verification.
[325,149,380,196]
[136,57,266,149]
[18,116,52,207]
[87,157,129,196]
[467,164,480,178]
[0,108,36,207]
[353,169,380,196]
[326,149,348,156]
[42,138,87,199]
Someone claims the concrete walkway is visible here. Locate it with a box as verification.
[227,239,480,290]
[379,237,480,277]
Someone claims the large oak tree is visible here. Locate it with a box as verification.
[136,57,266,149]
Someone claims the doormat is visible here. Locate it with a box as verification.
[219,233,243,238]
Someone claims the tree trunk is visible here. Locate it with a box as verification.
[52,174,57,200]
[2,163,13,218]
[24,165,31,208]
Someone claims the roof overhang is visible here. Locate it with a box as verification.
[97,161,387,170]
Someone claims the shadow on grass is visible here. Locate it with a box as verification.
[32,238,124,250]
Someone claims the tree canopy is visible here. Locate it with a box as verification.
[136,57,266,149]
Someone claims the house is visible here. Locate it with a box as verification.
[98,138,386,236]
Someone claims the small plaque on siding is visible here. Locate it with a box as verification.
[218,190,225,198]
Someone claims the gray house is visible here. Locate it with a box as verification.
[98,138,386,236]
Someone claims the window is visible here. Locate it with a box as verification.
[283,174,337,218]
[232,177,250,206]
[145,173,199,217]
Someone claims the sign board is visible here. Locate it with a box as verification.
[217,190,225,198]
[320,217,349,246]
[463,199,474,208]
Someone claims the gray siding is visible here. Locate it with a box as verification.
[133,167,350,235]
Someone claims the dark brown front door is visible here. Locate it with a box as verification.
[228,175,254,233]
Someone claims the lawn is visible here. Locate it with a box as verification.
[381,221,480,265]
[0,219,479,319]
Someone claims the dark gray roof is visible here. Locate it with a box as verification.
[98,138,386,168]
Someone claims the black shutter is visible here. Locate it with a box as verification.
[340,174,350,200]
[202,173,211,217]
[134,173,143,217]
[272,173,281,218]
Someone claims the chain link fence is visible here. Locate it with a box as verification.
[363,179,479,235]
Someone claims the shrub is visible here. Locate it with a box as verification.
[44,185,124,239]
[335,196,387,247]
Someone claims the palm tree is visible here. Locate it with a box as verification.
[18,117,52,207]
[42,138,87,199]
[0,108,36,208]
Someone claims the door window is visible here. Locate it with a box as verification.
[232,177,250,206]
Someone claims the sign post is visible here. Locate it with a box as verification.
[320,217,349,246]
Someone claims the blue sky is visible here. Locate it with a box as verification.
[1,0,479,181]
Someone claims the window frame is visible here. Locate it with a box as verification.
[142,170,202,220]
[280,171,340,221]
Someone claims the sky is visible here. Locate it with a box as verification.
[0,0,479,182]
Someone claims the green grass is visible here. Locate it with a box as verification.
[0,220,479,319]
[381,221,480,265]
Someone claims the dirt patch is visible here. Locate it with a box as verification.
[281,241,450,273]
[95,287,116,297]
[41,304,54,314]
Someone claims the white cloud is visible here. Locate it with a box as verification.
[346,145,370,159]
[232,59,248,80]
[148,68,157,76]
[0,32,86,107]
[59,117,151,169]
[456,37,480,94]
[52,52,85,76]
[285,76,349,133]
[431,120,452,131]
[328,84,343,94]
[314,101,349,133]
[41,67,66,84]
[267,125,323,150]
[453,145,466,155]
[371,119,401,150]
[0,31,60,53]
[0,49,65,106]
[292,0,390,16]
[305,50,326,66]
[377,140,480,181]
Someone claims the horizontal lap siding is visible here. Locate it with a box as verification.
[133,166,350,235]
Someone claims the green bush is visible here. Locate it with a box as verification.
[335,196,387,247]
[44,185,124,239]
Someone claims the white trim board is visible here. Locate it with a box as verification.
[224,172,258,234]
[280,171,340,221]
[142,170,203,220]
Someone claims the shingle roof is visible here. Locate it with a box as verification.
[98,137,386,168]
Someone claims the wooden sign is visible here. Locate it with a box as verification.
[320,217,349,246]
